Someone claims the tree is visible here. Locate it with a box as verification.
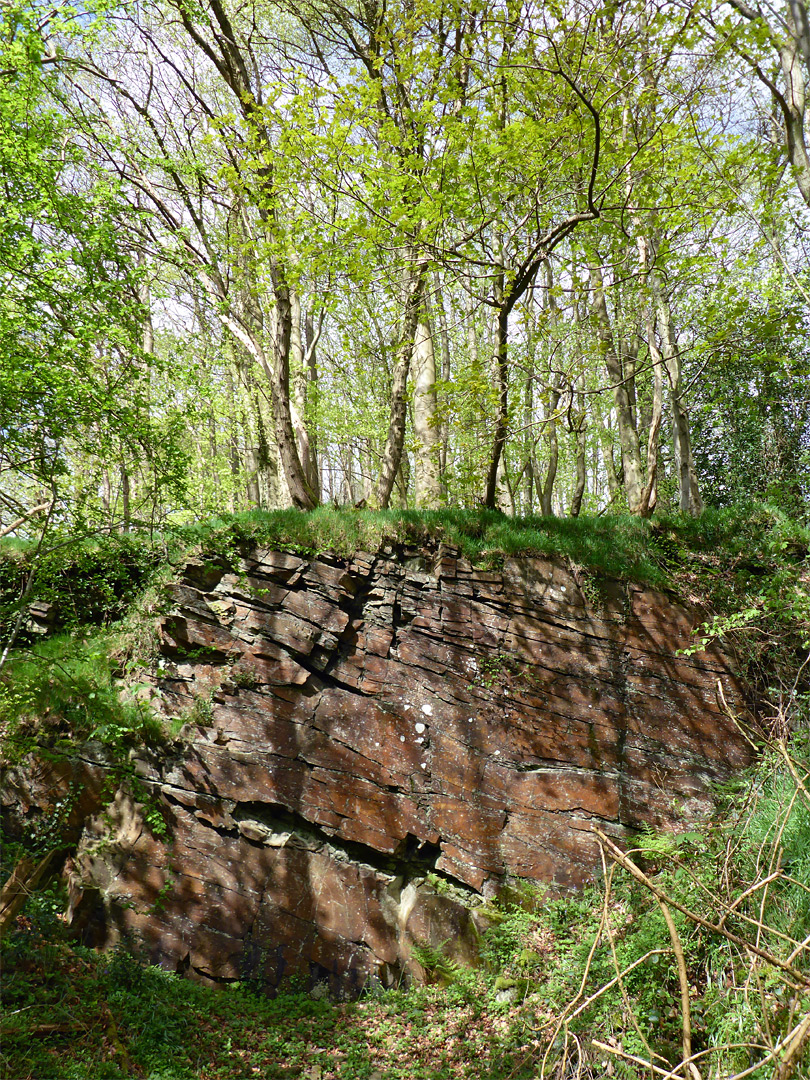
[689,277,810,506]
[0,4,186,539]
[4,0,806,526]
[60,0,320,509]
[711,0,810,207]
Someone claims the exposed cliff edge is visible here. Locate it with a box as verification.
[3,541,755,995]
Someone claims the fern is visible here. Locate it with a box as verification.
[410,940,461,986]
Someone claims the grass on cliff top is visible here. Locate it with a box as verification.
[160,499,809,587]
[3,500,808,593]
[2,503,808,665]
[171,505,673,585]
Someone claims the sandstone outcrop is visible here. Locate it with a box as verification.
[3,543,755,994]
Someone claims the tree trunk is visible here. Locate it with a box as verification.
[597,414,621,506]
[224,366,241,511]
[120,467,131,532]
[167,2,317,510]
[290,287,316,497]
[589,260,645,514]
[539,383,562,516]
[777,4,810,205]
[732,0,810,207]
[198,275,315,510]
[647,264,703,516]
[0,851,62,936]
[539,263,562,517]
[361,439,374,502]
[256,385,284,507]
[263,281,318,509]
[303,304,321,498]
[102,465,111,520]
[432,274,452,488]
[522,355,535,514]
[569,388,587,517]
[484,300,509,510]
[339,443,355,504]
[495,457,514,514]
[245,447,261,507]
[412,312,442,508]
[638,310,664,517]
[377,262,425,509]
[396,456,410,506]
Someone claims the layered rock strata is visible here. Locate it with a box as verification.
[3,544,754,994]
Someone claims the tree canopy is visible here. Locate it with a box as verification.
[1,0,808,536]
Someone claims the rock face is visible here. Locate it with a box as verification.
[3,544,754,994]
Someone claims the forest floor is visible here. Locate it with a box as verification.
[2,921,548,1080]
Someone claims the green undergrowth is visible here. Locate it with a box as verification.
[169,505,674,586]
[3,742,810,1080]
[0,935,534,1080]
[650,503,810,698]
[0,532,165,635]
[147,500,810,594]
[0,630,164,767]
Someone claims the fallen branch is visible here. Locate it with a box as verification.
[591,828,810,987]
[599,849,664,1067]
[774,1011,810,1080]
[591,1038,685,1078]
[567,948,671,1022]
[717,869,783,930]
[538,881,609,1078]
[0,501,52,540]
[656,897,701,1080]
[716,680,761,752]
[591,1037,786,1080]
[0,849,62,937]
[775,739,810,813]
[0,1022,83,1037]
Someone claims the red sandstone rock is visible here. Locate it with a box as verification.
[2,544,755,994]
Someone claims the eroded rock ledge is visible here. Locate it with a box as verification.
[4,543,754,994]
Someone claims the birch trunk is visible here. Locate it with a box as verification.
[638,310,664,516]
[289,287,316,498]
[730,0,810,206]
[484,289,510,510]
[495,457,514,515]
[224,366,240,510]
[647,266,703,516]
[303,305,321,498]
[412,313,442,508]
[777,2,810,205]
[376,262,425,509]
[432,274,452,488]
[589,261,645,514]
